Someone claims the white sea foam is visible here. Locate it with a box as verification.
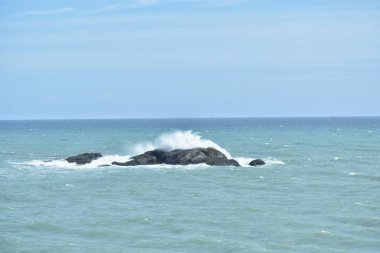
[20,158,212,170]
[18,130,285,169]
[264,157,286,166]
[234,157,285,167]
[234,157,254,167]
[23,155,131,169]
[320,230,331,235]
[20,156,284,169]
[131,130,232,158]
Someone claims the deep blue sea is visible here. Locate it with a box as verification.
[1,118,379,253]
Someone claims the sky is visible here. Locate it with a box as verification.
[0,0,379,119]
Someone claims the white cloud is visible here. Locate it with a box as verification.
[13,1,160,17]
[167,0,249,7]
[12,0,247,18]
[135,0,161,7]
[89,0,161,14]
[14,7,74,17]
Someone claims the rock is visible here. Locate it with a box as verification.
[249,159,265,166]
[65,147,245,167]
[128,153,157,165]
[111,153,159,166]
[206,158,240,167]
[144,149,167,163]
[228,159,241,167]
[164,149,208,165]
[158,147,239,166]
[202,147,227,160]
[112,161,128,166]
[110,147,241,167]
[66,153,102,165]
[201,148,239,166]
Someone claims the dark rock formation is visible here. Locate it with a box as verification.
[112,153,157,166]
[206,158,240,167]
[249,159,265,166]
[202,147,227,160]
[144,150,167,163]
[65,148,247,167]
[164,148,208,165]
[111,161,129,166]
[66,152,102,165]
[112,147,240,167]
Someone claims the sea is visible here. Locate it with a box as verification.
[1,117,379,253]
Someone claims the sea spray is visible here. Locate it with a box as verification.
[130,130,232,158]
[17,130,283,168]
[23,155,132,169]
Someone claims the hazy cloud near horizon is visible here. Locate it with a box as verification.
[0,0,379,119]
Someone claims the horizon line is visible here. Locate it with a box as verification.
[1,115,380,121]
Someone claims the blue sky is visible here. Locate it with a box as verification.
[0,0,379,119]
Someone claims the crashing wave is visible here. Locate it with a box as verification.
[16,130,284,169]
[131,130,232,158]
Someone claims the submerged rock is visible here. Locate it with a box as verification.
[66,153,102,165]
[249,159,265,166]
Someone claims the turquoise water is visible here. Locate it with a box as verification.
[1,118,380,252]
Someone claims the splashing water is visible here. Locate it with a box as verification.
[131,130,232,158]
[16,130,284,168]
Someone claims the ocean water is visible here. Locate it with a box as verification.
[1,118,379,253]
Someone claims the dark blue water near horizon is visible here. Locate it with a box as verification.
[1,117,379,252]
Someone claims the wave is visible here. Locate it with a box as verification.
[18,156,284,169]
[15,130,284,169]
[22,155,131,169]
[131,130,232,158]
[234,157,285,167]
